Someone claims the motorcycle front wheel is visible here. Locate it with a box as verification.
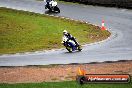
[77,45,82,51]
[54,6,60,13]
[66,46,72,52]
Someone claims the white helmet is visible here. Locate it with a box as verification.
[63,30,68,34]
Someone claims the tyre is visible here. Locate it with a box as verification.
[57,8,60,13]
[54,6,60,13]
[77,45,82,51]
[76,75,86,85]
[66,46,72,52]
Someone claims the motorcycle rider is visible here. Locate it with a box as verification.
[45,0,51,4]
[44,0,51,5]
[62,30,79,47]
[45,0,57,8]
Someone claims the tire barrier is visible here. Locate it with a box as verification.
[59,0,132,9]
[76,74,130,84]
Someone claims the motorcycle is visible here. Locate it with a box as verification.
[62,36,82,52]
[45,0,60,13]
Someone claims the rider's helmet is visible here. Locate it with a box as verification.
[63,30,68,35]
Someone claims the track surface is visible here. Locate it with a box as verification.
[0,0,132,66]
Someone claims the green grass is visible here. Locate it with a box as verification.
[0,81,131,88]
[0,7,110,54]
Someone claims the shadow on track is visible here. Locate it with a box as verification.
[64,50,82,54]
[44,10,60,15]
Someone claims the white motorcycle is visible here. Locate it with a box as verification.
[45,0,60,13]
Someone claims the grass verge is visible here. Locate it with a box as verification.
[0,81,131,88]
[0,7,110,54]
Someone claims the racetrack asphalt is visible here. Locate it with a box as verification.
[0,0,132,66]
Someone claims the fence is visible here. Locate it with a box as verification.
[59,0,132,8]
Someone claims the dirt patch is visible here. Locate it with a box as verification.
[0,60,132,83]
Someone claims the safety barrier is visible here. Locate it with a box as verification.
[59,0,132,9]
